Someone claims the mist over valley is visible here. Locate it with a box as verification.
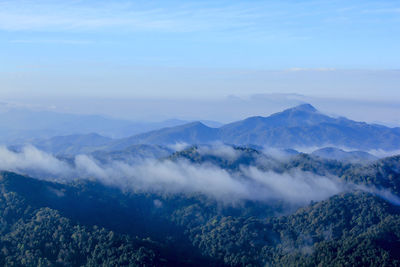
[1,0,400,265]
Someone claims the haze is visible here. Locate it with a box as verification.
[1,0,399,125]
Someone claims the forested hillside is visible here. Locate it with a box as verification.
[1,146,400,266]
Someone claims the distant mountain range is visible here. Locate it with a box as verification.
[13,103,400,154]
[109,104,400,151]
[32,133,113,155]
[0,107,222,144]
[311,147,378,163]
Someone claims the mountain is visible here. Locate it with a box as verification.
[109,122,219,150]
[113,104,400,151]
[220,103,327,131]
[16,104,400,153]
[90,144,173,164]
[218,103,400,149]
[31,133,113,155]
[311,147,378,163]
[0,107,211,143]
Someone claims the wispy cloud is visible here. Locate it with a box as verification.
[0,1,167,32]
[9,39,92,45]
[0,0,397,56]
[0,1,265,33]
[362,8,400,14]
[1,145,399,206]
[1,0,389,36]
[0,145,345,205]
[286,68,337,72]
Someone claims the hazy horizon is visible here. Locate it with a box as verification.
[1,93,400,127]
[2,0,399,128]
[1,1,399,103]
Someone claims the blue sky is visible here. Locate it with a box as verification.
[0,0,399,100]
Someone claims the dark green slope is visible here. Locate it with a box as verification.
[190,192,400,266]
[168,145,275,172]
[284,153,400,195]
[0,176,166,266]
[1,149,400,266]
[0,172,221,266]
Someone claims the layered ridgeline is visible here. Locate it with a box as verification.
[0,105,221,144]
[2,104,400,266]
[27,104,400,155]
[112,104,400,150]
[0,145,400,266]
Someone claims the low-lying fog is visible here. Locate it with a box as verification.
[0,144,399,206]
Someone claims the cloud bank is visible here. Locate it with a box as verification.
[197,143,240,161]
[0,146,73,177]
[0,145,396,206]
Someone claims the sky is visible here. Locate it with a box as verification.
[0,0,399,119]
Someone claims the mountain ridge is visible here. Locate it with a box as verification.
[22,104,400,154]
[118,103,400,150]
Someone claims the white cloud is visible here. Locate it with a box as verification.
[197,143,240,161]
[0,1,263,33]
[0,145,397,206]
[362,8,400,14]
[286,68,337,72]
[243,167,343,203]
[168,142,190,152]
[9,39,92,45]
[71,155,344,205]
[0,145,73,178]
[0,145,345,205]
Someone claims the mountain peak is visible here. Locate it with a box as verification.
[175,121,210,130]
[290,103,317,112]
[185,121,207,127]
